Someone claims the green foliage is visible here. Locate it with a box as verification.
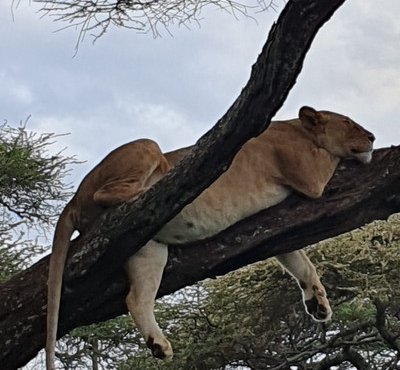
[335,299,376,323]
[60,215,400,370]
[0,121,76,224]
[0,142,47,190]
[0,120,77,281]
[0,235,46,282]
[56,316,140,369]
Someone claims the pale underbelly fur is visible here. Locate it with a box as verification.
[154,183,291,245]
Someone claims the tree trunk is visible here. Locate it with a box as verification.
[0,1,368,368]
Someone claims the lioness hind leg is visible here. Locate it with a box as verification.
[125,241,173,359]
[93,139,170,206]
[93,177,148,206]
[275,250,332,322]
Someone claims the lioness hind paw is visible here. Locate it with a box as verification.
[146,337,173,360]
[304,296,332,322]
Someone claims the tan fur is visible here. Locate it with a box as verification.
[46,107,374,368]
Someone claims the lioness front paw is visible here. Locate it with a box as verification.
[303,284,332,322]
[146,336,173,360]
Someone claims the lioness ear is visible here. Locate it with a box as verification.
[299,106,325,130]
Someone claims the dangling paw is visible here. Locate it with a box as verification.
[302,283,332,322]
[146,336,173,360]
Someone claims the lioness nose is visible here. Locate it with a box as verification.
[368,133,376,143]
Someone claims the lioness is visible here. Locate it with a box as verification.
[46,106,375,369]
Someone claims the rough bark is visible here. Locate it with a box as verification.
[0,0,355,368]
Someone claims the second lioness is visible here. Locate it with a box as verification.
[46,106,375,368]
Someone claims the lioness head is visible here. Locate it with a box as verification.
[299,106,375,163]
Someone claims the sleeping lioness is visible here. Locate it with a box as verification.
[46,106,375,368]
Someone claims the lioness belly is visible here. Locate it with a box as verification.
[154,183,290,245]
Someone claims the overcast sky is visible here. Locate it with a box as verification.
[1,0,400,186]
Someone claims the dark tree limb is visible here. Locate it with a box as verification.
[0,0,366,368]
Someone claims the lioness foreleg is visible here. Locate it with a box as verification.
[276,250,332,322]
[125,241,173,359]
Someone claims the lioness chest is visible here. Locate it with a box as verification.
[154,137,291,245]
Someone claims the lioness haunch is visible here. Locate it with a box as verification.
[46,106,375,368]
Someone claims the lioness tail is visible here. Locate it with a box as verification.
[46,204,75,370]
